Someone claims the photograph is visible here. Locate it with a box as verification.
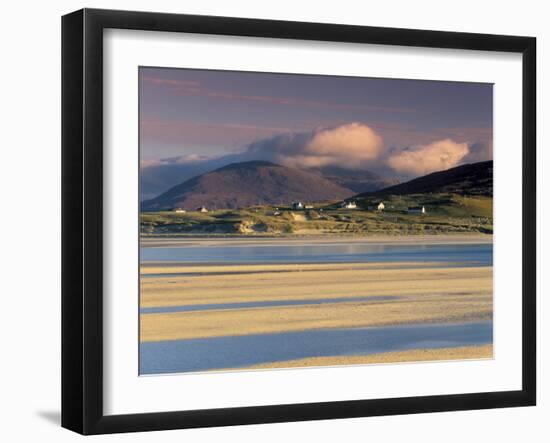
[138,67,494,375]
[53,3,540,437]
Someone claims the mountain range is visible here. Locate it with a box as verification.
[358,160,493,198]
[141,161,354,211]
[141,159,493,211]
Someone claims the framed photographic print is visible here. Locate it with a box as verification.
[61,8,536,435]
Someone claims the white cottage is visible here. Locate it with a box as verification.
[367,202,385,211]
[341,201,357,209]
[408,206,426,214]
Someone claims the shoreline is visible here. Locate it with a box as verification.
[140,233,493,249]
[140,261,469,273]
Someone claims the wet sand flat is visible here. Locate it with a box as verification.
[140,264,492,308]
[140,293,492,341]
[140,264,492,342]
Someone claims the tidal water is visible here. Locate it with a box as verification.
[141,242,492,266]
[140,321,493,374]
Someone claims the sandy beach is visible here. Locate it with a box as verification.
[139,237,493,371]
[236,345,494,370]
[140,263,492,341]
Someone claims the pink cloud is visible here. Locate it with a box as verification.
[387,139,469,176]
[247,123,386,169]
[282,123,384,168]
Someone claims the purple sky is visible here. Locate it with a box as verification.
[139,67,492,199]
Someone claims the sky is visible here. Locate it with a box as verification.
[139,67,492,199]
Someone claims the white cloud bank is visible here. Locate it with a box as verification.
[249,122,385,169]
[387,138,470,176]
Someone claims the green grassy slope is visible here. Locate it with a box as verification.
[140,193,493,236]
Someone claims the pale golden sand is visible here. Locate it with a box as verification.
[140,264,492,307]
[238,344,493,370]
[141,261,460,275]
[140,264,492,342]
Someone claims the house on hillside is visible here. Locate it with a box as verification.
[340,201,357,209]
[172,208,186,213]
[367,202,385,211]
[196,206,209,213]
[292,201,304,210]
[408,206,426,214]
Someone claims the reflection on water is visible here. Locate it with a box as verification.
[140,295,400,314]
[141,243,493,266]
[140,321,493,375]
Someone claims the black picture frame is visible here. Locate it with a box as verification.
[62,8,537,435]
